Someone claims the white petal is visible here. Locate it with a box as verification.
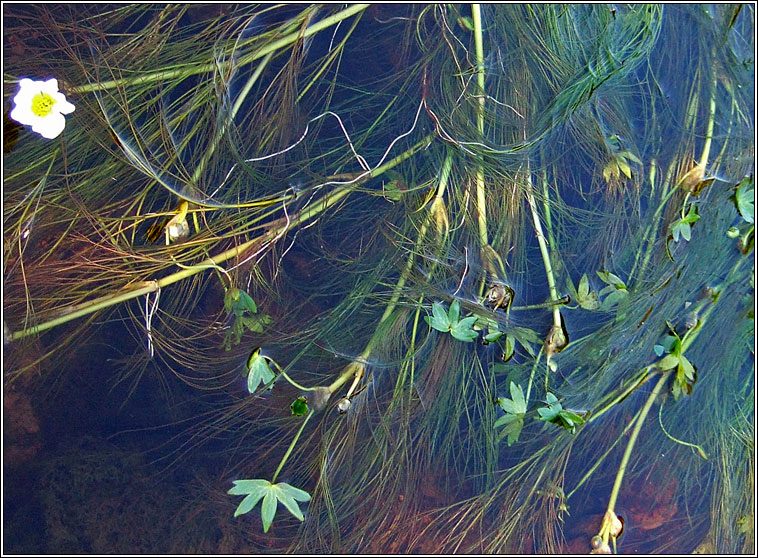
[12,83,36,107]
[9,103,37,126]
[17,78,35,92]
[32,112,66,139]
[40,78,60,94]
[53,94,76,115]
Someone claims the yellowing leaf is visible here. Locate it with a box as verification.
[617,158,632,179]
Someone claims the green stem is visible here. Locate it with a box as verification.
[698,73,718,171]
[471,5,495,296]
[327,150,452,397]
[565,405,643,501]
[525,171,561,328]
[271,410,314,483]
[525,346,544,404]
[589,367,652,424]
[658,401,708,460]
[268,360,318,392]
[605,370,670,514]
[9,135,433,341]
[635,67,718,282]
[65,5,370,94]
[540,170,556,249]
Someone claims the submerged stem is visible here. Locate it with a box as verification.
[271,410,314,483]
[9,135,433,341]
[65,5,370,94]
[600,370,671,542]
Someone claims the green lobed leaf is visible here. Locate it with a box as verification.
[426,302,451,332]
[236,289,258,314]
[538,393,562,422]
[451,325,479,342]
[618,150,643,165]
[559,409,585,427]
[617,157,632,179]
[680,221,692,241]
[682,204,700,225]
[502,335,515,362]
[679,355,696,381]
[509,381,527,413]
[598,285,614,297]
[275,482,312,503]
[671,220,682,242]
[578,273,590,299]
[483,330,504,344]
[448,299,461,324]
[247,351,276,393]
[494,382,527,446]
[496,414,524,446]
[657,353,679,371]
[228,479,271,518]
[455,316,478,329]
[229,480,311,531]
[600,289,628,311]
[451,316,479,341]
[239,314,271,334]
[596,270,626,289]
[497,389,525,415]
[272,482,311,522]
[261,489,277,533]
[734,176,754,224]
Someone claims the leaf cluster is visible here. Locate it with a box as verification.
[654,323,698,400]
[732,175,754,224]
[669,203,700,243]
[573,273,601,310]
[223,288,273,351]
[537,393,586,434]
[595,270,628,310]
[425,300,479,342]
[494,382,527,445]
[602,148,642,184]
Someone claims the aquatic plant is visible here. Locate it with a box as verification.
[3,4,753,554]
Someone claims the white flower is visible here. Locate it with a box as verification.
[10,78,75,139]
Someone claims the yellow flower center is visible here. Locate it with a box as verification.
[31,92,56,117]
